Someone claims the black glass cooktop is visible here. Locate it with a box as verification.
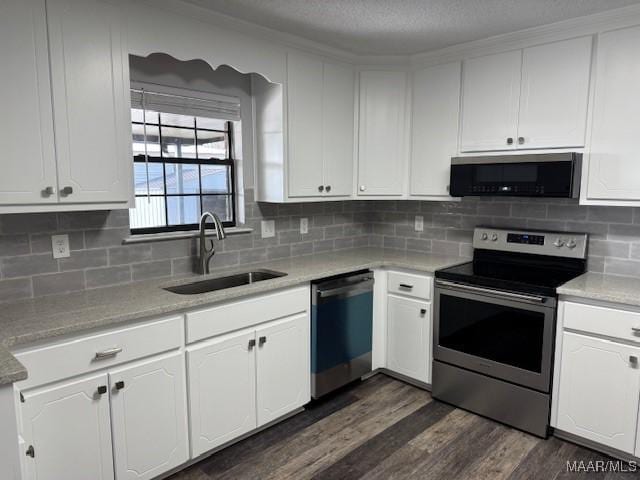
[436,250,586,297]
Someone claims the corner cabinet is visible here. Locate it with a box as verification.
[460,36,592,152]
[255,50,355,202]
[410,62,461,199]
[0,0,133,213]
[357,71,409,197]
[585,25,640,203]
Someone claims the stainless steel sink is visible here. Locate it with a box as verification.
[164,269,287,295]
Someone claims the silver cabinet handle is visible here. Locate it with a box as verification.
[61,186,73,196]
[436,279,547,304]
[42,186,56,196]
[94,347,122,360]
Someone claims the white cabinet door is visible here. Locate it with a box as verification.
[0,0,57,205]
[187,329,257,457]
[287,52,324,198]
[357,71,408,196]
[256,313,310,426]
[47,0,132,204]
[517,37,592,149]
[556,332,640,454]
[386,295,430,383]
[587,25,640,201]
[21,373,113,480]
[460,50,522,152]
[410,62,461,198]
[109,352,188,480]
[322,61,355,197]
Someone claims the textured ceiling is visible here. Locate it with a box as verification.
[185,0,640,55]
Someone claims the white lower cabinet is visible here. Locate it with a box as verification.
[386,294,430,384]
[256,314,310,426]
[556,332,640,454]
[187,329,257,457]
[187,309,310,457]
[109,352,189,480]
[21,373,114,480]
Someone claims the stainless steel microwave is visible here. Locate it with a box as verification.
[449,152,582,198]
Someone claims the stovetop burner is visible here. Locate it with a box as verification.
[436,227,588,297]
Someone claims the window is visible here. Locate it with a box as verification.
[129,88,239,234]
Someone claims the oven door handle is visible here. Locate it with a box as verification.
[435,280,548,304]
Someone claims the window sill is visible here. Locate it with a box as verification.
[122,227,253,245]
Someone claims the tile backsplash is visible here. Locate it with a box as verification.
[1,191,640,302]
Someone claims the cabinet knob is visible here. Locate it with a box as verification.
[26,445,35,458]
[115,381,125,391]
[420,309,427,315]
[632,327,640,335]
[248,339,256,349]
[61,186,73,196]
[630,355,638,366]
[42,186,56,197]
[97,385,107,396]
[518,137,525,145]
[359,185,366,192]
[506,137,514,145]
[325,185,331,192]
[318,185,324,192]
[259,336,267,346]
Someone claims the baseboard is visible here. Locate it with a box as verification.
[553,429,639,464]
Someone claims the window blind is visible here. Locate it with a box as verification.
[130,88,241,121]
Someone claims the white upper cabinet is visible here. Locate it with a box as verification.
[358,71,408,197]
[586,25,640,202]
[460,50,522,152]
[0,0,56,206]
[259,50,354,201]
[517,37,592,149]
[410,62,461,198]
[47,0,132,204]
[460,37,593,152]
[109,353,188,480]
[322,62,355,197]
[287,52,325,197]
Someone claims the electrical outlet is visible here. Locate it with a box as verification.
[51,234,70,259]
[300,217,309,235]
[261,220,275,239]
[414,215,424,232]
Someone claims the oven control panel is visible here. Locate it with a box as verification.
[473,227,588,259]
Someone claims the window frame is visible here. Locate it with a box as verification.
[130,113,237,235]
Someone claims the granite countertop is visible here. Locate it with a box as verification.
[0,247,468,386]
[557,272,640,308]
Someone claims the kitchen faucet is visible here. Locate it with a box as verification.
[199,212,227,274]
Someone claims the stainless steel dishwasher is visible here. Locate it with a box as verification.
[311,271,374,399]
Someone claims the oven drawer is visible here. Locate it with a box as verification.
[387,271,432,300]
[563,301,640,342]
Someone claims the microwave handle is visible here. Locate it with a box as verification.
[436,280,547,304]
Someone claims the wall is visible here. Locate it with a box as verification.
[368,197,640,277]
[0,189,370,303]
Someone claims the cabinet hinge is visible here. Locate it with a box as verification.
[25,445,35,458]
[20,392,25,403]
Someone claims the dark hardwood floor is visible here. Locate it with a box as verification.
[169,374,638,479]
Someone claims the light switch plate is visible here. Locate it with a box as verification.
[414,215,424,232]
[261,220,275,239]
[51,234,70,259]
[300,218,309,235]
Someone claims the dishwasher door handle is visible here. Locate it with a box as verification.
[317,279,374,298]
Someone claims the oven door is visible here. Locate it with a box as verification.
[433,280,556,392]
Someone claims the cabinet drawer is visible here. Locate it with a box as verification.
[563,301,640,342]
[186,286,309,343]
[14,316,182,389]
[387,271,432,300]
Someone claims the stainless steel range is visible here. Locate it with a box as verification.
[432,227,588,438]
